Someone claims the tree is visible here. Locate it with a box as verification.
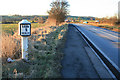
[48,0,69,25]
[38,17,45,23]
[33,16,38,22]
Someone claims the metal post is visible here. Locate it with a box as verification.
[22,37,28,60]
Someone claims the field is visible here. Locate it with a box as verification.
[2,23,68,78]
[2,23,45,35]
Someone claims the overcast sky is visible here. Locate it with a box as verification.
[0,0,119,18]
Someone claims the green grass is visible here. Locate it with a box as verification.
[29,24,68,78]
[2,24,18,35]
[31,23,45,28]
[2,23,45,35]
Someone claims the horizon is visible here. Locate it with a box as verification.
[0,0,119,18]
[0,15,100,18]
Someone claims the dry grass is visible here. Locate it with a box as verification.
[87,23,120,32]
[2,23,68,78]
[2,33,21,62]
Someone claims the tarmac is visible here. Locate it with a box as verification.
[61,24,113,79]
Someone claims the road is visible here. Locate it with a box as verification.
[74,24,120,69]
[61,24,113,78]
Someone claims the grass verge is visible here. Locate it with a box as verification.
[86,23,120,32]
[2,24,68,78]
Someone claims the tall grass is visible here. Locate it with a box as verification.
[2,23,45,61]
[2,33,21,62]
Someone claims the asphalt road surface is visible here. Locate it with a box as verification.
[74,24,120,68]
[61,24,113,78]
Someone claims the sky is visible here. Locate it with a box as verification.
[0,0,119,18]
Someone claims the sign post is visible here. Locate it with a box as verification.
[19,19,31,61]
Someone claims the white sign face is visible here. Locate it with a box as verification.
[20,24,31,36]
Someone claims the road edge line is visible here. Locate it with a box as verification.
[71,24,120,79]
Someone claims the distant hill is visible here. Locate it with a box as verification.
[2,15,95,24]
[67,16,95,20]
[2,15,48,24]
